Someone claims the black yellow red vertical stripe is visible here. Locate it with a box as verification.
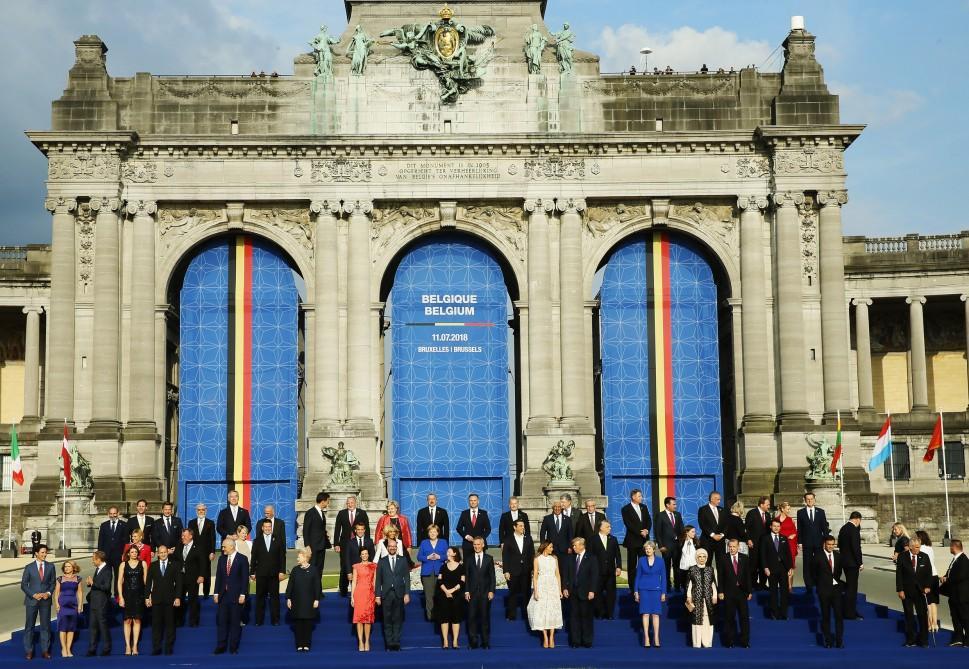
[226,236,253,510]
[646,232,676,511]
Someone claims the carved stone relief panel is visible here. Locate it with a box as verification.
[671,201,738,252]
[311,158,373,183]
[121,160,158,183]
[75,202,96,288]
[48,153,121,181]
[370,202,437,262]
[157,206,227,253]
[461,204,526,263]
[524,157,586,180]
[773,148,844,175]
[244,206,313,254]
[798,195,818,283]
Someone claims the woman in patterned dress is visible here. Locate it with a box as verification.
[527,541,564,648]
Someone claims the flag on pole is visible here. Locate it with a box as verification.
[867,415,893,471]
[60,423,72,488]
[10,426,23,486]
[923,413,943,463]
[830,413,843,475]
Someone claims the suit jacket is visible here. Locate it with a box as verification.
[589,533,622,574]
[574,511,607,543]
[374,554,410,599]
[126,514,155,545]
[539,513,574,555]
[697,504,727,544]
[214,552,249,600]
[177,542,207,584]
[187,517,216,557]
[250,533,287,577]
[717,552,753,598]
[344,535,376,572]
[151,515,184,552]
[455,509,491,546]
[501,534,535,578]
[498,510,531,545]
[465,552,496,596]
[146,559,183,605]
[655,509,684,553]
[88,563,114,609]
[759,533,794,574]
[620,502,652,548]
[896,551,933,596]
[812,549,845,596]
[796,507,830,549]
[564,551,599,598]
[302,506,331,552]
[97,518,129,566]
[217,506,252,540]
[21,560,56,605]
[745,507,771,550]
[256,517,287,546]
[415,506,450,544]
[943,553,969,601]
[333,508,370,549]
[837,522,863,569]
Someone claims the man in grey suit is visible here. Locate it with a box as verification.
[21,544,56,660]
[85,551,114,656]
[374,538,410,651]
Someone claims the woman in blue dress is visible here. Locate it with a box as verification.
[633,540,667,648]
[54,560,84,657]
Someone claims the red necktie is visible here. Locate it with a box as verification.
[39,562,44,581]
[733,556,738,576]
[829,554,834,572]
[471,511,477,527]
[349,510,354,525]
[227,556,232,576]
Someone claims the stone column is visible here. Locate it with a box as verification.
[21,305,43,419]
[737,196,772,426]
[89,196,123,428]
[772,191,810,423]
[127,200,156,428]
[525,198,556,429]
[963,295,969,410]
[818,190,851,420]
[852,298,874,411]
[311,200,341,431]
[907,295,929,411]
[344,199,374,431]
[557,197,588,427]
[44,197,77,422]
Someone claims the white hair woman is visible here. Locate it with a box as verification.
[685,548,718,648]
[286,547,320,651]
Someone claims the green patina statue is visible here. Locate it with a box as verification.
[551,22,576,74]
[310,24,340,78]
[523,24,548,74]
[346,25,374,76]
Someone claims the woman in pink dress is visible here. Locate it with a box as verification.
[774,501,798,592]
[351,546,378,652]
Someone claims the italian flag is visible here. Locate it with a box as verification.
[10,425,23,486]
[829,412,843,475]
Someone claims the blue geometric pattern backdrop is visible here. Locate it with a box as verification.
[178,236,299,546]
[600,233,724,539]
[390,236,511,545]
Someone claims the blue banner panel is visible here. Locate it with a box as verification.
[390,236,510,545]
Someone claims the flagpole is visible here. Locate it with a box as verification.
[61,420,67,554]
[888,412,897,523]
[939,411,952,542]
[838,411,846,525]
[5,425,11,553]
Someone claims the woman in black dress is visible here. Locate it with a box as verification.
[435,546,465,649]
[725,501,749,555]
[117,545,147,655]
[286,547,322,652]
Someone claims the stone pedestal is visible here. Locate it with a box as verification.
[311,74,337,135]
[49,489,97,551]
[525,73,549,132]
[558,72,582,133]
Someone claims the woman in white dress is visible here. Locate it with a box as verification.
[527,541,564,648]
[373,525,400,561]
[678,525,698,589]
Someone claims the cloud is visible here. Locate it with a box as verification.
[828,81,923,126]
[594,24,775,73]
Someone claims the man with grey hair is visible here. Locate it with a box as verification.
[560,493,575,522]
[188,503,216,597]
[257,504,286,545]
[213,537,249,654]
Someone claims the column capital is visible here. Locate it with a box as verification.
[125,199,157,217]
[851,297,872,307]
[524,198,555,213]
[89,196,122,212]
[737,195,769,212]
[44,197,76,213]
[342,199,373,215]
[906,295,927,306]
[310,199,342,217]
[22,305,44,315]
[771,191,804,208]
[555,197,586,214]
[961,294,969,303]
[817,190,849,207]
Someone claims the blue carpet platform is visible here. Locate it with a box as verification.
[2,588,963,668]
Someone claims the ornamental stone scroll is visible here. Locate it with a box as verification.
[817,190,848,208]
[524,198,555,214]
[737,195,769,212]
[556,198,587,214]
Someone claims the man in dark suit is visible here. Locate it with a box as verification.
[697,490,727,558]
[744,496,772,590]
[465,536,497,648]
[333,495,370,597]
[797,492,829,594]
[152,501,183,555]
[838,511,864,620]
[344,522,376,586]
[540,501,574,571]
[302,492,332,577]
[257,504,286,545]
[187,502,217,597]
[497,496,530,547]
[717,539,753,647]
[97,505,127,596]
[455,493,491,560]
[85,550,113,656]
[501,519,534,621]
[896,536,933,647]
[574,498,606,544]
[127,498,154,546]
[564,537,599,648]
[760,518,794,619]
[177,528,206,627]
[589,518,622,619]
[415,493,449,544]
[374,538,410,651]
[249,519,287,625]
[813,535,845,648]
[30,529,41,555]
[216,490,251,541]
[145,544,183,655]
[620,489,652,591]
[21,544,55,660]
[655,496,684,590]
[213,537,249,654]
[941,539,969,646]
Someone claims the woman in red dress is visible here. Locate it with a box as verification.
[373,501,414,553]
[774,501,798,592]
[122,528,152,564]
[351,546,378,652]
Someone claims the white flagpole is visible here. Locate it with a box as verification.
[61,420,67,554]
[888,412,898,523]
[939,411,952,542]
[838,411,846,525]
[7,476,12,553]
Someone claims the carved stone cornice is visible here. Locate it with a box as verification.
[771,191,804,208]
[310,200,342,218]
[524,199,555,214]
[343,200,373,216]
[88,197,122,213]
[556,198,587,214]
[44,197,77,214]
[737,195,769,212]
[125,200,157,217]
[817,190,848,207]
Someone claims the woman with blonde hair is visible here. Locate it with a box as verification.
[891,523,910,563]
[374,524,400,561]
[774,501,798,591]
[122,528,152,564]
[286,547,321,652]
[54,560,84,657]
[725,501,749,555]
[373,500,414,553]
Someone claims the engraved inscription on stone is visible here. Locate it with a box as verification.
[392,161,501,182]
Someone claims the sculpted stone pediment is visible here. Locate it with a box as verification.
[157,207,227,252]
[244,206,313,253]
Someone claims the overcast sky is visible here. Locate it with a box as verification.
[1,0,966,244]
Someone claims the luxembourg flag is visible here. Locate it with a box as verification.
[867,415,893,471]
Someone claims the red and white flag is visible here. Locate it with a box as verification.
[61,422,72,487]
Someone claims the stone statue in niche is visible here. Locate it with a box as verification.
[322,441,361,488]
[523,24,548,74]
[551,23,576,74]
[346,25,374,75]
[804,433,837,482]
[310,25,340,78]
[543,440,576,483]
